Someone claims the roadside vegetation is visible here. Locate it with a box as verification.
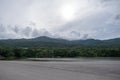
[0,47,120,60]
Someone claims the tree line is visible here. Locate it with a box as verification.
[0,47,120,60]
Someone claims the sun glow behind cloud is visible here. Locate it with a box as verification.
[60,4,76,21]
[59,0,90,21]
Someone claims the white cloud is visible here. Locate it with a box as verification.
[0,0,120,40]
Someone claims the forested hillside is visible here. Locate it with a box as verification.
[0,36,120,48]
[0,36,120,60]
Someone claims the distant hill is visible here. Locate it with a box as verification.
[0,36,120,48]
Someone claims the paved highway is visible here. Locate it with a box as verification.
[0,60,120,80]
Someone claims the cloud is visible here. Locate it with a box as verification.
[0,24,6,32]
[32,28,53,38]
[0,0,120,40]
[115,14,120,21]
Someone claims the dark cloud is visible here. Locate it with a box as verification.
[32,28,53,38]
[0,24,6,32]
[13,25,20,33]
[82,34,89,39]
[71,31,81,37]
[115,14,120,20]
[101,0,112,3]
[32,29,40,37]
[22,26,32,37]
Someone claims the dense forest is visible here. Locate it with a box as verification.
[0,47,120,60]
[0,36,120,60]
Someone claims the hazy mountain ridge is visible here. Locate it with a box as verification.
[0,36,120,48]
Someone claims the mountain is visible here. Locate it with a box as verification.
[31,36,68,43]
[0,36,120,48]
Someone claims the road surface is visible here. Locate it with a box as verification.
[0,60,120,80]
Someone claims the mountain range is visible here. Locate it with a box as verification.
[0,36,120,48]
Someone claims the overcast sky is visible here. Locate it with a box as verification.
[0,0,120,40]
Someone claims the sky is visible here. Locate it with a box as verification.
[0,0,120,40]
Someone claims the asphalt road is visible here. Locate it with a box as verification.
[0,60,120,80]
